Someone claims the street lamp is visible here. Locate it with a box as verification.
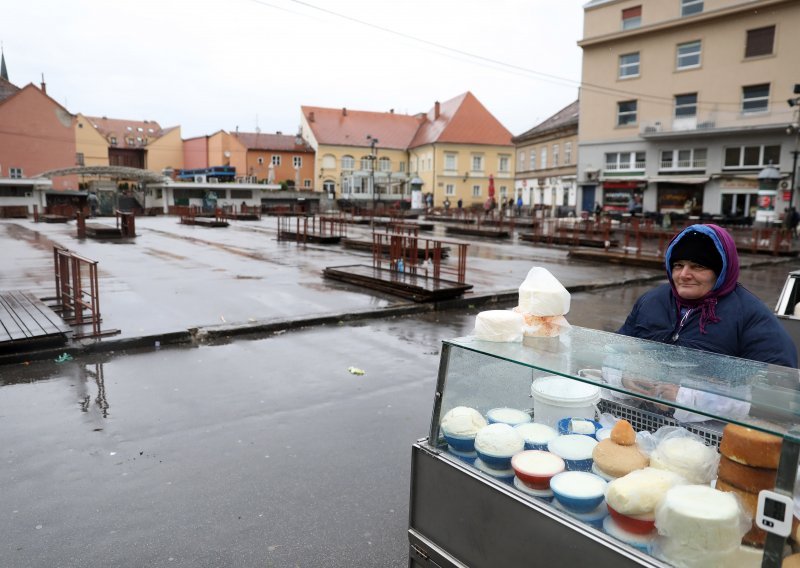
[788,85,800,208]
[367,135,379,209]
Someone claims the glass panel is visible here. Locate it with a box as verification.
[442,327,800,435]
[681,0,703,16]
[675,93,697,117]
[677,40,701,69]
[724,147,740,167]
[660,150,673,169]
[743,146,761,166]
[619,53,640,77]
[764,145,781,166]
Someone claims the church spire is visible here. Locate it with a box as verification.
[0,43,8,81]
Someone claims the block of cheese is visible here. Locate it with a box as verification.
[517,267,570,316]
[720,423,782,469]
[656,485,745,567]
[717,455,777,494]
[473,310,524,342]
[650,436,719,485]
[605,467,686,517]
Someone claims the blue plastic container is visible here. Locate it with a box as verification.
[549,471,607,514]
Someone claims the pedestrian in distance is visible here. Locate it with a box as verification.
[516,195,523,217]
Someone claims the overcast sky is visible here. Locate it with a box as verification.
[4,0,586,139]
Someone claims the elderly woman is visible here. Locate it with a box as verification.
[618,223,797,367]
[616,224,796,420]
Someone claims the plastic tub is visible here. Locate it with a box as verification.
[547,435,598,472]
[549,471,607,513]
[557,418,602,438]
[531,376,601,428]
[486,407,531,427]
[515,422,558,451]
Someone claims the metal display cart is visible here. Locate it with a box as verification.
[408,327,800,568]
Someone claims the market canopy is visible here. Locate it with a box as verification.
[38,166,169,184]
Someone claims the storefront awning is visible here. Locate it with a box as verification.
[650,176,710,185]
[602,180,647,189]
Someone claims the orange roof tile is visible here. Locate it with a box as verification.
[302,106,423,150]
[409,92,513,148]
[232,131,314,153]
[84,115,167,140]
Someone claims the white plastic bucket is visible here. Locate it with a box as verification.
[530,376,601,428]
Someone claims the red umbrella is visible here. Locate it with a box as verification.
[488,174,495,198]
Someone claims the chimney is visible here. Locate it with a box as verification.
[308,111,315,123]
[434,101,440,119]
[276,131,282,135]
[390,108,394,114]
[342,107,347,116]
[40,73,46,94]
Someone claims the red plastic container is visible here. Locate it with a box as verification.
[511,450,565,490]
[606,504,656,535]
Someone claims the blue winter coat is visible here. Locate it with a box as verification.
[618,282,797,368]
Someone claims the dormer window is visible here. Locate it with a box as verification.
[110,137,117,145]
[126,126,133,131]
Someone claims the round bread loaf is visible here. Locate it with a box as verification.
[715,478,766,548]
[719,423,782,469]
[717,455,777,493]
[592,438,649,479]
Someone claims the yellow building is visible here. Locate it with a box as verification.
[300,92,514,209]
[578,0,799,221]
[513,101,579,215]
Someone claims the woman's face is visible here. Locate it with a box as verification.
[671,260,717,300]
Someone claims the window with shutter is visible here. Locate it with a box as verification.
[745,26,775,58]
[622,6,642,29]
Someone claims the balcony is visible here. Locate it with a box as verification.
[639,107,795,139]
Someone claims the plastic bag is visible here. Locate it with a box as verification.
[517,267,570,316]
[652,484,751,568]
[515,311,571,338]
[472,310,524,342]
[647,426,720,484]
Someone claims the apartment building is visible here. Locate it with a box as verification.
[513,100,580,215]
[578,0,799,222]
[300,92,514,208]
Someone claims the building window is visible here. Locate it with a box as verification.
[724,145,780,168]
[293,156,302,168]
[9,167,23,179]
[471,155,483,171]
[681,0,703,16]
[257,157,264,165]
[745,25,775,58]
[360,156,373,171]
[530,150,536,170]
[517,151,525,171]
[660,148,707,169]
[499,155,510,172]
[677,40,702,69]
[619,52,640,78]
[399,161,406,172]
[378,157,391,172]
[742,83,770,114]
[303,179,311,188]
[446,184,455,196]
[445,153,457,171]
[674,93,698,117]
[322,154,336,169]
[341,155,355,170]
[76,153,85,166]
[564,142,572,165]
[552,145,559,167]
[617,100,638,126]
[540,147,548,169]
[110,136,117,145]
[271,155,281,166]
[621,5,641,29]
[472,185,481,197]
[605,152,646,171]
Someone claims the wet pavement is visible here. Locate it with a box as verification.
[1,216,799,567]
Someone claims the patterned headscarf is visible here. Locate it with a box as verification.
[664,224,740,334]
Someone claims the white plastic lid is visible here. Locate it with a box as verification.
[531,376,601,407]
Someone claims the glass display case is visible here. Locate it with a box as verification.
[408,327,800,568]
